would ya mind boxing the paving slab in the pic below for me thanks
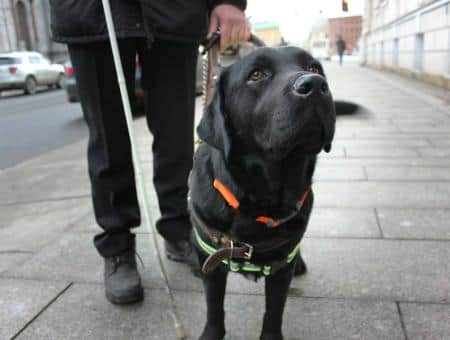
[290,238,450,303]
[366,167,450,181]
[344,146,419,158]
[428,137,450,147]
[305,208,380,238]
[10,221,450,303]
[6,232,205,293]
[377,208,450,240]
[6,232,164,288]
[15,284,404,340]
[318,157,450,167]
[0,198,90,252]
[314,182,450,208]
[313,166,367,181]
[0,252,31,274]
[417,147,450,158]
[13,140,86,168]
[0,278,69,340]
[15,284,177,340]
[0,162,90,204]
[400,302,450,340]
[175,291,405,340]
[333,138,431,148]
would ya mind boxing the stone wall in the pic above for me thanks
[0,0,67,61]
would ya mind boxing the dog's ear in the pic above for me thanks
[197,73,232,160]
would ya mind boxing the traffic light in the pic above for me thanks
[342,0,348,11]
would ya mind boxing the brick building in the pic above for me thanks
[253,21,282,47]
[328,15,363,55]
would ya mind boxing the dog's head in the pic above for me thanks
[198,46,336,161]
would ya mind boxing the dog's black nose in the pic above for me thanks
[293,74,329,97]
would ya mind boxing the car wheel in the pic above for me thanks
[24,76,37,95]
[56,73,65,89]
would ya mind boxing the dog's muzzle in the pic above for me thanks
[293,74,329,98]
[292,74,336,152]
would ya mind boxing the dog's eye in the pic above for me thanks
[248,70,264,82]
[307,65,320,74]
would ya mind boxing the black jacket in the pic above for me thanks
[50,0,246,44]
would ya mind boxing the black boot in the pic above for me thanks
[165,239,201,277]
[164,239,193,263]
[104,249,144,304]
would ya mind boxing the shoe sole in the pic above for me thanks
[166,251,188,263]
[105,287,144,305]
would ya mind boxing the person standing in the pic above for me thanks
[336,35,346,65]
[49,0,250,304]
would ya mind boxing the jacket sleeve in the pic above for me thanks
[208,0,247,11]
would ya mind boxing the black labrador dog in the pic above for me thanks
[189,46,336,340]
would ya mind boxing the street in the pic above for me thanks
[1,61,450,339]
[0,89,87,169]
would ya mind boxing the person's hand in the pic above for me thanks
[208,4,251,51]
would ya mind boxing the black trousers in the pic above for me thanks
[69,38,198,257]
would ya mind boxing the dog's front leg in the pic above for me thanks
[199,267,229,340]
[260,262,295,340]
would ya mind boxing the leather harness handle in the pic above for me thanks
[203,33,266,108]
[202,245,250,274]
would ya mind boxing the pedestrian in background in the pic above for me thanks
[337,35,346,65]
[49,0,250,305]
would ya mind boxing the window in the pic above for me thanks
[0,57,22,65]
[29,56,41,64]
[414,33,424,71]
[393,38,399,66]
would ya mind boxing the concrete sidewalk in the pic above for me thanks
[1,62,449,340]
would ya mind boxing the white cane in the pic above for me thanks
[100,1,187,338]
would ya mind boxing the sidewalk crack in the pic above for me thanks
[10,282,74,340]
[396,301,409,340]
[373,208,385,239]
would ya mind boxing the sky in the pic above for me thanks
[246,0,365,44]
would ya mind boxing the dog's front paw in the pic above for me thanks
[199,324,225,340]
[260,332,283,340]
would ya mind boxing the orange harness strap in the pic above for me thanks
[213,179,309,228]
[213,179,240,209]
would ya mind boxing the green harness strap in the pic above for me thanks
[194,227,301,276]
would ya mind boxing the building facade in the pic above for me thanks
[0,0,66,60]
[328,15,363,55]
[363,0,450,89]
[253,21,282,46]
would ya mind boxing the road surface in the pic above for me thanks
[0,89,87,169]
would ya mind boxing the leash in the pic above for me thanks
[202,31,265,108]
[101,1,186,338]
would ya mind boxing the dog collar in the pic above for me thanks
[213,179,309,228]
[189,200,301,276]
[193,227,301,276]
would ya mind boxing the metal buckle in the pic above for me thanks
[229,240,234,260]
[243,243,253,260]
[202,31,221,55]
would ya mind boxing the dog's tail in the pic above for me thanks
[334,100,359,115]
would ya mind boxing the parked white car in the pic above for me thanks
[0,51,65,95]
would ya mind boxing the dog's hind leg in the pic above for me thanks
[199,268,229,340]
[294,251,307,276]
[260,263,295,340]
